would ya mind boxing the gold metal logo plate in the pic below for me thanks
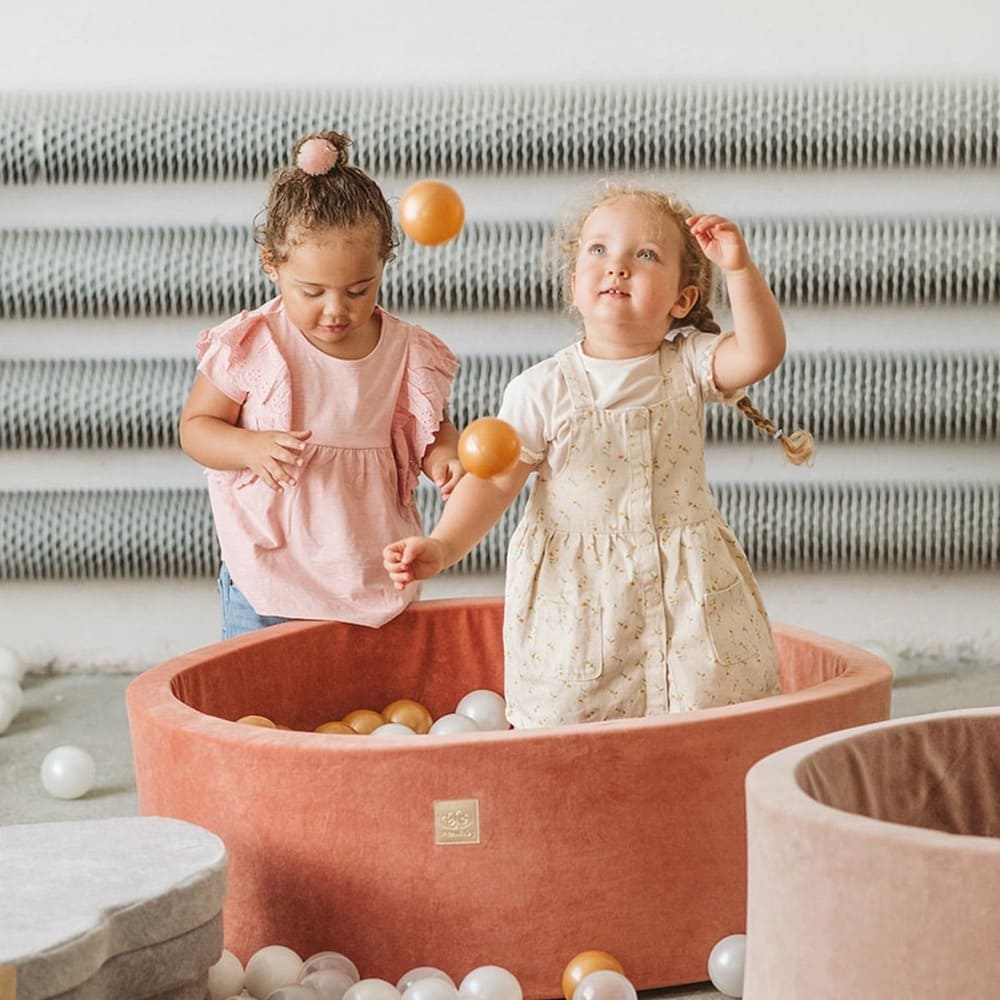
[433,798,480,845]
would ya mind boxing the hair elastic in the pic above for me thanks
[296,137,339,176]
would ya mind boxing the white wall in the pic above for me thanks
[2,0,998,673]
[3,0,999,88]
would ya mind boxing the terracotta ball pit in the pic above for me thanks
[744,707,1000,999]
[126,597,891,997]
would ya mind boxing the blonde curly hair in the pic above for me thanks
[556,182,814,466]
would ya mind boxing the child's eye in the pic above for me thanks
[303,290,323,298]
[346,289,367,299]
[589,244,606,256]
[637,249,658,261]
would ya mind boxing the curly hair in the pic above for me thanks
[256,130,398,265]
[556,181,814,465]
[556,181,720,333]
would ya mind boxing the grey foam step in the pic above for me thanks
[0,816,227,1000]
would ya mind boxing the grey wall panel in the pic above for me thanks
[2,82,998,183]
[3,352,997,449]
[2,217,997,319]
[2,482,996,580]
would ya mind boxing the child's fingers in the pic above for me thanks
[382,540,416,590]
[687,214,737,239]
[382,539,410,569]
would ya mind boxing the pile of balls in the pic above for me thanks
[235,689,509,737]
[208,947,654,1000]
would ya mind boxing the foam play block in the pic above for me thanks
[0,816,227,1000]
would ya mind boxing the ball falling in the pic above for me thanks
[398,180,465,246]
[458,418,521,479]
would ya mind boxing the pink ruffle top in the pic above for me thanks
[196,297,458,625]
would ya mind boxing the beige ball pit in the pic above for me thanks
[744,707,1000,999]
[126,597,891,998]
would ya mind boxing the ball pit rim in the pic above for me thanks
[126,599,892,752]
[749,705,1000,850]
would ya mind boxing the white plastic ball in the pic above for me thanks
[370,722,419,738]
[457,966,522,1000]
[301,951,360,984]
[428,713,481,736]
[208,949,245,1000]
[397,967,456,993]
[268,987,322,1000]
[0,647,26,683]
[401,976,459,1000]
[0,677,24,718]
[454,690,509,731]
[572,971,637,1000]
[707,933,747,998]
[245,945,304,1000]
[39,745,96,799]
[342,978,402,1000]
[301,968,357,1000]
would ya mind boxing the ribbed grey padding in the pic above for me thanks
[2,82,997,183]
[2,351,999,449]
[0,357,191,448]
[2,217,998,318]
[2,482,995,580]
[0,488,218,579]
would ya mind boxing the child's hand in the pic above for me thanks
[243,429,312,491]
[686,215,751,273]
[429,457,465,500]
[383,537,447,589]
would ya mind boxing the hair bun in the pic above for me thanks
[296,137,339,176]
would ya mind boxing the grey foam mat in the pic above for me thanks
[0,816,227,1000]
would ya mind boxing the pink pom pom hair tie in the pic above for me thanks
[296,137,339,176]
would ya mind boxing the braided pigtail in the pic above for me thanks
[682,297,721,335]
[735,397,815,465]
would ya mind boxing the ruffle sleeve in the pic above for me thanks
[195,302,293,429]
[682,329,747,406]
[391,325,460,502]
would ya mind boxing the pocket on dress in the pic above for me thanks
[531,598,603,681]
[703,579,767,666]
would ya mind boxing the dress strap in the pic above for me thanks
[554,343,596,410]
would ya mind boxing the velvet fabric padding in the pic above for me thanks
[744,707,1000,999]
[126,597,892,997]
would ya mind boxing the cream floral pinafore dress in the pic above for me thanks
[503,337,781,728]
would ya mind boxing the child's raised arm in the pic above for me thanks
[686,214,786,393]
[179,374,311,491]
[384,459,533,588]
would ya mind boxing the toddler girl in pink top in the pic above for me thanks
[180,130,463,638]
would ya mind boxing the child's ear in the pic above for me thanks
[670,284,699,318]
[260,248,279,282]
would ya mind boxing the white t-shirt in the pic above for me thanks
[497,329,741,466]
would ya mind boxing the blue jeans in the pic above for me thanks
[218,564,292,640]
